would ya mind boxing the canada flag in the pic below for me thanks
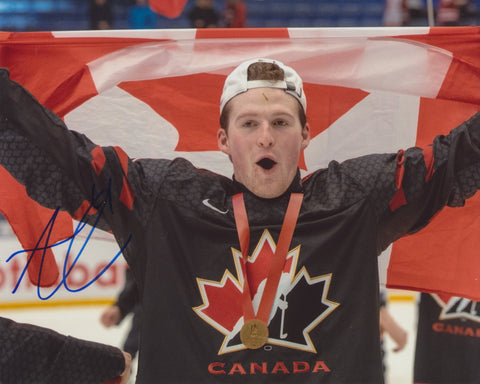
[1,27,480,299]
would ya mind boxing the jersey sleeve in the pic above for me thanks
[0,316,125,384]
[341,111,480,252]
[0,68,164,242]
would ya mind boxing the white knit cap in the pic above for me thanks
[220,58,306,113]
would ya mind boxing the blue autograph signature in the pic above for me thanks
[6,180,131,300]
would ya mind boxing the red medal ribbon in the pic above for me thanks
[232,193,304,327]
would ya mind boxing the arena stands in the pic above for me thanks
[0,0,478,32]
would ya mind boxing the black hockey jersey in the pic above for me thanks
[2,68,480,383]
[414,293,480,384]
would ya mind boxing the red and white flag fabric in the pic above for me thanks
[1,27,480,299]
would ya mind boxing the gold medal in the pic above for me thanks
[233,193,303,351]
[240,319,269,349]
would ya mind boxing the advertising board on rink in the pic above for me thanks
[0,221,127,308]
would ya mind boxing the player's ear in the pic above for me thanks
[217,128,230,155]
[301,123,310,150]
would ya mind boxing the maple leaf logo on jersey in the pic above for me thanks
[193,229,339,355]
[432,294,480,323]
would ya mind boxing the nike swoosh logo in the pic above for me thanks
[202,199,229,214]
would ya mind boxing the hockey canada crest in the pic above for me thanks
[193,229,339,354]
[432,294,480,323]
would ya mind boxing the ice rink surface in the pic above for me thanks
[3,298,417,384]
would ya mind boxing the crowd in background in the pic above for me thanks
[90,0,246,30]
[86,0,479,31]
[384,0,478,26]
[0,0,477,32]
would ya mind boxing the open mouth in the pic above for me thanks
[256,158,277,170]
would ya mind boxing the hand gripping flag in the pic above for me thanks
[1,27,480,299]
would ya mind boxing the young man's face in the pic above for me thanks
[217,88,310,199]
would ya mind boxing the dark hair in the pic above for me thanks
[219,62,307,130]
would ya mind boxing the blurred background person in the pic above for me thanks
[436,0,476,26]
[379,288,409,382]
[89,0,113,30]
[128,0,158,29]
[383,0,411,26]
[188,0,219,28]
[414,293,480,384]
[222,0,247,28]
[100,268,141,362]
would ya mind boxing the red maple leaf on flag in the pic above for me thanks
[120,78,368,170]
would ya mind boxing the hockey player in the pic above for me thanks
[1,58,480,383]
